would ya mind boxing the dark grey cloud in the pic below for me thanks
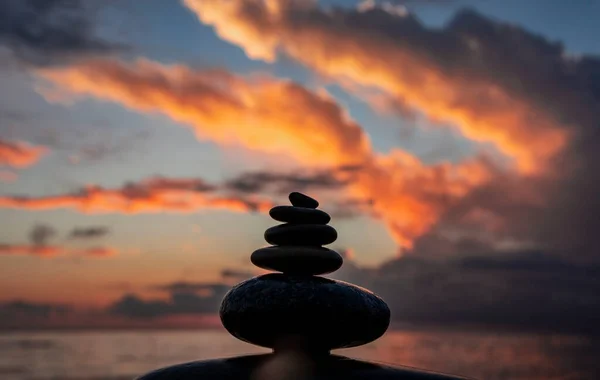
[222,166,367,218]
[150,281,230,294]
[69,226,109,239]
[223,166,356,195]
[222,168,373,221]
[330,250,600,335]
[29,223,57,246]
[0,300,71,327]
[220,268,255,280]
[0,0,125,66]
[66,129,152,166]
[110,282,230,319]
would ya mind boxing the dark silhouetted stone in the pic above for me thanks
[251,246,343,275]
[289,192,319,208]
[265,224,337,246]
[269,205,331,224]
[220,274,390,350]
[137,354,471,380]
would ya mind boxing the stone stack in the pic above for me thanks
[220,192,391,353]
[138,192,469,380]
[251,191,342,276]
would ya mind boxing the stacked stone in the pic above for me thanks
[220,192,391,354]
[252,191,342,276]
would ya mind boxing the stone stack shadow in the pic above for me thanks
[220,192,391,353]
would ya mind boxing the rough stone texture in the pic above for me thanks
[270,205,331,224]
[251,246,343,275]
[265,224,338,246]
[289,192,319,208]
[220,274,390,350]
[137,354,471,380]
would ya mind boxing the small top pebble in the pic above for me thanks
[289,192,319,209]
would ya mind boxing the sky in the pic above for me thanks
[0,0,599,333]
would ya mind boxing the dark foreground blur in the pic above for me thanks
[1,328,598,380]
[0,330,600,380]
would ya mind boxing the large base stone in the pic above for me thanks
[220,274,391,350]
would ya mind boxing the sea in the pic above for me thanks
[0,329,598,380]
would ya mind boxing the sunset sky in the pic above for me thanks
[1,0,599,332]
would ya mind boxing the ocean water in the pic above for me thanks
[0,329,597,380]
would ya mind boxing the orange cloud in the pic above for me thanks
[0,139,48,168]
[0,245,60,257]
[31,58,494,249]
[81,247,118,257]
[0,176,274,214]
[0,245,117,258]
[348,151,493,248]
[36,58,371,167]
[184,0,570,173]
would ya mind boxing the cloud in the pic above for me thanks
[29,223,57,246]
[345,151,494,247]
[109,269,257,320]
[0,244,117,258]
[151,281,231,294]
[109,293,221,319]
[183,1,600,174]
[0,300,70,318]
[184,0,600,255]
[358,0,409,17]
[0,299,221,330]
[111,282,230,319]
[0,0,124,66]
[410,164,600,259]
[331,250,600,334]
[0,163,491,249]
[0,176,274,214]
[223,167,353,194]
[0,139,48,168]
[220,268,256,281]
[65,129,152,166]
[35,58,371,167]
[34,3,599,252]
[33,57,495,248]
[222,166,382,220]
[1,224,116,258]
[69,226,110,239]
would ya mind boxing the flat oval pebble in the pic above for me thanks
[265,224,337,246]
[220,274,391,351]
[269,206,331,225]
[289,192,319,209]
[251,246,342,275]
